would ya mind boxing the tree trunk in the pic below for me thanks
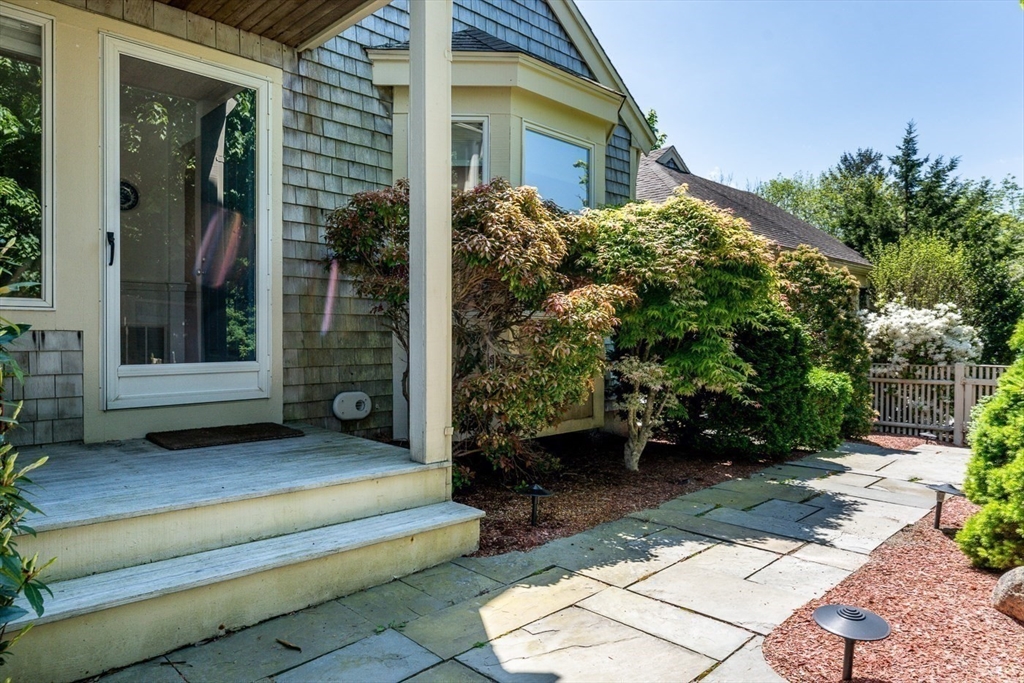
[624,430,647,471]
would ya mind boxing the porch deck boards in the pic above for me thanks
[19,425,435,533]
[10,501,483,630]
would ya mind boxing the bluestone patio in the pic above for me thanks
[97,440,969,683]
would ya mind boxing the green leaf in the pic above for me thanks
[0,553,22,575]
[23,582,44,616]
[0,324,29,346]
[0,604,28,623]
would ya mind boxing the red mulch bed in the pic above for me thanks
[855,434,928,451]
[454,432,788,557]
[763,497,1024,682]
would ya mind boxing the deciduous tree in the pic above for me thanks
[584,190,776,470]
[325,180,630,478]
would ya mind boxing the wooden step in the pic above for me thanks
[17,427,450,581]
[5,502,483,683]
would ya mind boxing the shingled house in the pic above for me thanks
[638,146,872,285]
[4,0,654,450]
[0,0,654,678]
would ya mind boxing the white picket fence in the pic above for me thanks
[869,363,1009,446]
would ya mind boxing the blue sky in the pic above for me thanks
[576,0,1024,188]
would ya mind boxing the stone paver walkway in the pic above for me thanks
[100,441,969,683]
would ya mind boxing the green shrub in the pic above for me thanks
[776,246,874,436]
[801,367,853,452]
[871,233,970,310]
[957,318,1024,569]
[583,190,777,470]
[688,307,813,457]
[958,500,1024,571]
[0,239,51,663]
[325,180,630,477]
[683,314,852,458]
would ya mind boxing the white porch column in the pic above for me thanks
[408,0,453,465]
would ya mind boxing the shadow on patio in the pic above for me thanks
[99,441,964,682]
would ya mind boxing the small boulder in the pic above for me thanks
[993,566,1024,623]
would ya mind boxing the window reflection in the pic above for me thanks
[523,128,590,211]
[119,55,257,365]
[452,119,485,191]
[0,12,44,298]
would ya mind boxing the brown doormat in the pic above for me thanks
[146,422,304,450]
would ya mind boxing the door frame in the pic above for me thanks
[101,34,273,410]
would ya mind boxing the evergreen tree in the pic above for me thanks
[888,121,928,233]
[824,150,901,254]
[837,148,886,178]
[755,122,1024,361]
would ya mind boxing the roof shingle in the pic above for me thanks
[376,26,523,54]
[637,148,871,269]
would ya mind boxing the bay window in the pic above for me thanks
[523,126,592,211]
[452,117,486,191]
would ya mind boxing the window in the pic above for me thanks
[523,127,591,211]
[0,4,52,306]
[452,118,486,191]
[104,37,271,409]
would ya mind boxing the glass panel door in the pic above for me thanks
[118,55,257,367]
[103,38,269,410]
[0,7,50,304]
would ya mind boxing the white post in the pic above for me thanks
[408,0,452,466]
[953,362,965,447]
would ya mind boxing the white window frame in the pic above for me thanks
[0,2,54,309]
[101,35,273,410]
[451,115,489,188]
[521,121,596,209]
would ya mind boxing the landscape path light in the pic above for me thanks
[519,484,552,526]
[926,482,965,529]
[812,604,890,681]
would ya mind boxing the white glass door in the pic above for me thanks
[103,38,271,409]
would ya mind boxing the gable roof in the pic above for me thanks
[372,1,658,153]
[638,147,871,270]
[546,0,657,151]
[647,147,689,174]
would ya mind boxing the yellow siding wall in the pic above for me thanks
[390,85,612,204]
[3,0,284,441]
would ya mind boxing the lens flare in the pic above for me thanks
[321,259,339,335]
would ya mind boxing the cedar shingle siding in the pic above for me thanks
[283,0,591,437]
[606,123,632,206]
[280,13,402,438]
[52,0,598,439]
[453,0,592,79]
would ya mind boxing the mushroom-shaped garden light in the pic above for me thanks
[812,604,890,681]
[925,482,965,529]
[519,484,552,526]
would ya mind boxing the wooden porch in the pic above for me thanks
[7,425,481,682]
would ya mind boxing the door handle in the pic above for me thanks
[107,231,115,266]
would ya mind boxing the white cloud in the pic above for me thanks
[706,166,738,188]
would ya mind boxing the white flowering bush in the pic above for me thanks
[863,300,983,375]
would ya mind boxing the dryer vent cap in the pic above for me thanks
[333,391,372,421]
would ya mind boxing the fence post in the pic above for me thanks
[953,362,966,446]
